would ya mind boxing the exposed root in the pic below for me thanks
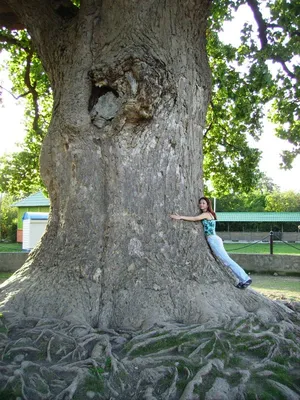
[179,361,213,399]
[0,311,299,399]
[56,369,86,400]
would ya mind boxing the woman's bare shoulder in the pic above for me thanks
[203,212,215,220]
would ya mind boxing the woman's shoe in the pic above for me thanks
[242,279,252,288]
[235,282,246,289]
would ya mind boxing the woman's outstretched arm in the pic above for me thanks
[170,213,208,222]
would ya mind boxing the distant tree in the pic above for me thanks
[0,193,17,242]
[217,192,266,212]
[0,150,44,196]
[215,174,279,212]
[217,185,300,232]
[265,190,300,211]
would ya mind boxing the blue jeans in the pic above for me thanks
[207,234,250,283]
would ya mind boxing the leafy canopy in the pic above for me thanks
[0,29,52,197]
[216,173,280,211]
[205,0,299,196]
[0,0,299,197]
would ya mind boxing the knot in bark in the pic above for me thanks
[89,58,168,128]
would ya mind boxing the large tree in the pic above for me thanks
[0,1,299,398]
[0,0,294,328]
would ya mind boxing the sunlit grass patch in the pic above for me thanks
[252,275,300,302]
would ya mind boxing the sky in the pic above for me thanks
[0,5,299,193]
[0,64,26,154]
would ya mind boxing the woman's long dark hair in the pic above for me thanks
[199,197,217,220]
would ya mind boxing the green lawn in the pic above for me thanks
[224,242,300,255]
[0,243,22,252]
[251,274,300,302]
[0,272,13,283]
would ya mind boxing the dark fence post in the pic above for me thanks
[270,231,273,255]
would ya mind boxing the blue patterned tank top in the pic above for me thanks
[202,219,216,237]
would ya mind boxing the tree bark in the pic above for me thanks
[0,0,289,330]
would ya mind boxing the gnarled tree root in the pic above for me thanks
[0,309,299,399]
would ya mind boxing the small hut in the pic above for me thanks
[12,191,50,243]
[22,212,49,251]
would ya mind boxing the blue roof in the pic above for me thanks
[22,212,49,220]
[13,191,50,207]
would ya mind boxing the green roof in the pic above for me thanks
[217,212,300,222]
[12,191,50,207]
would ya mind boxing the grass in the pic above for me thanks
[0,272,13,283]
[0,242,22,252]
[224,242,300,255]
[251,274,300,302]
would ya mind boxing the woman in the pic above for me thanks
[170,196,252,289]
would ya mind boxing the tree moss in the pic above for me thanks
[0,389,16,400]
[268,365,294,387]
[128,334,187,356]
[0,325,8,333]
[246,383,286,400]
[105,356,112,371]
[227,354,242,368]
[227,371,244,386]
[84,372,104,393]
[272,354,288,365]
[155,372,175,394]
[0,383,22,400]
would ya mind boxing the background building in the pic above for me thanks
[12,191,50,242]
[217,212,300,242]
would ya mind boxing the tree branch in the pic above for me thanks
[246,0,296,80]
[274,57,296,79]
[1,0,80,82]
[0,85,30,100]
[219,125,245,153]
[0,32,30,50]
[0,0,24,29]
[0,31,43,136]
[0,48,42,136]
[24,48,42,135]
[246,0,268,49]
[1,0,78,36]
[290,31,300,37]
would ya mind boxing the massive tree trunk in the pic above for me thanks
[0,0,288,330]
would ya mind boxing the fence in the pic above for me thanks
[223,231,300,255]
[218,231,300,243]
